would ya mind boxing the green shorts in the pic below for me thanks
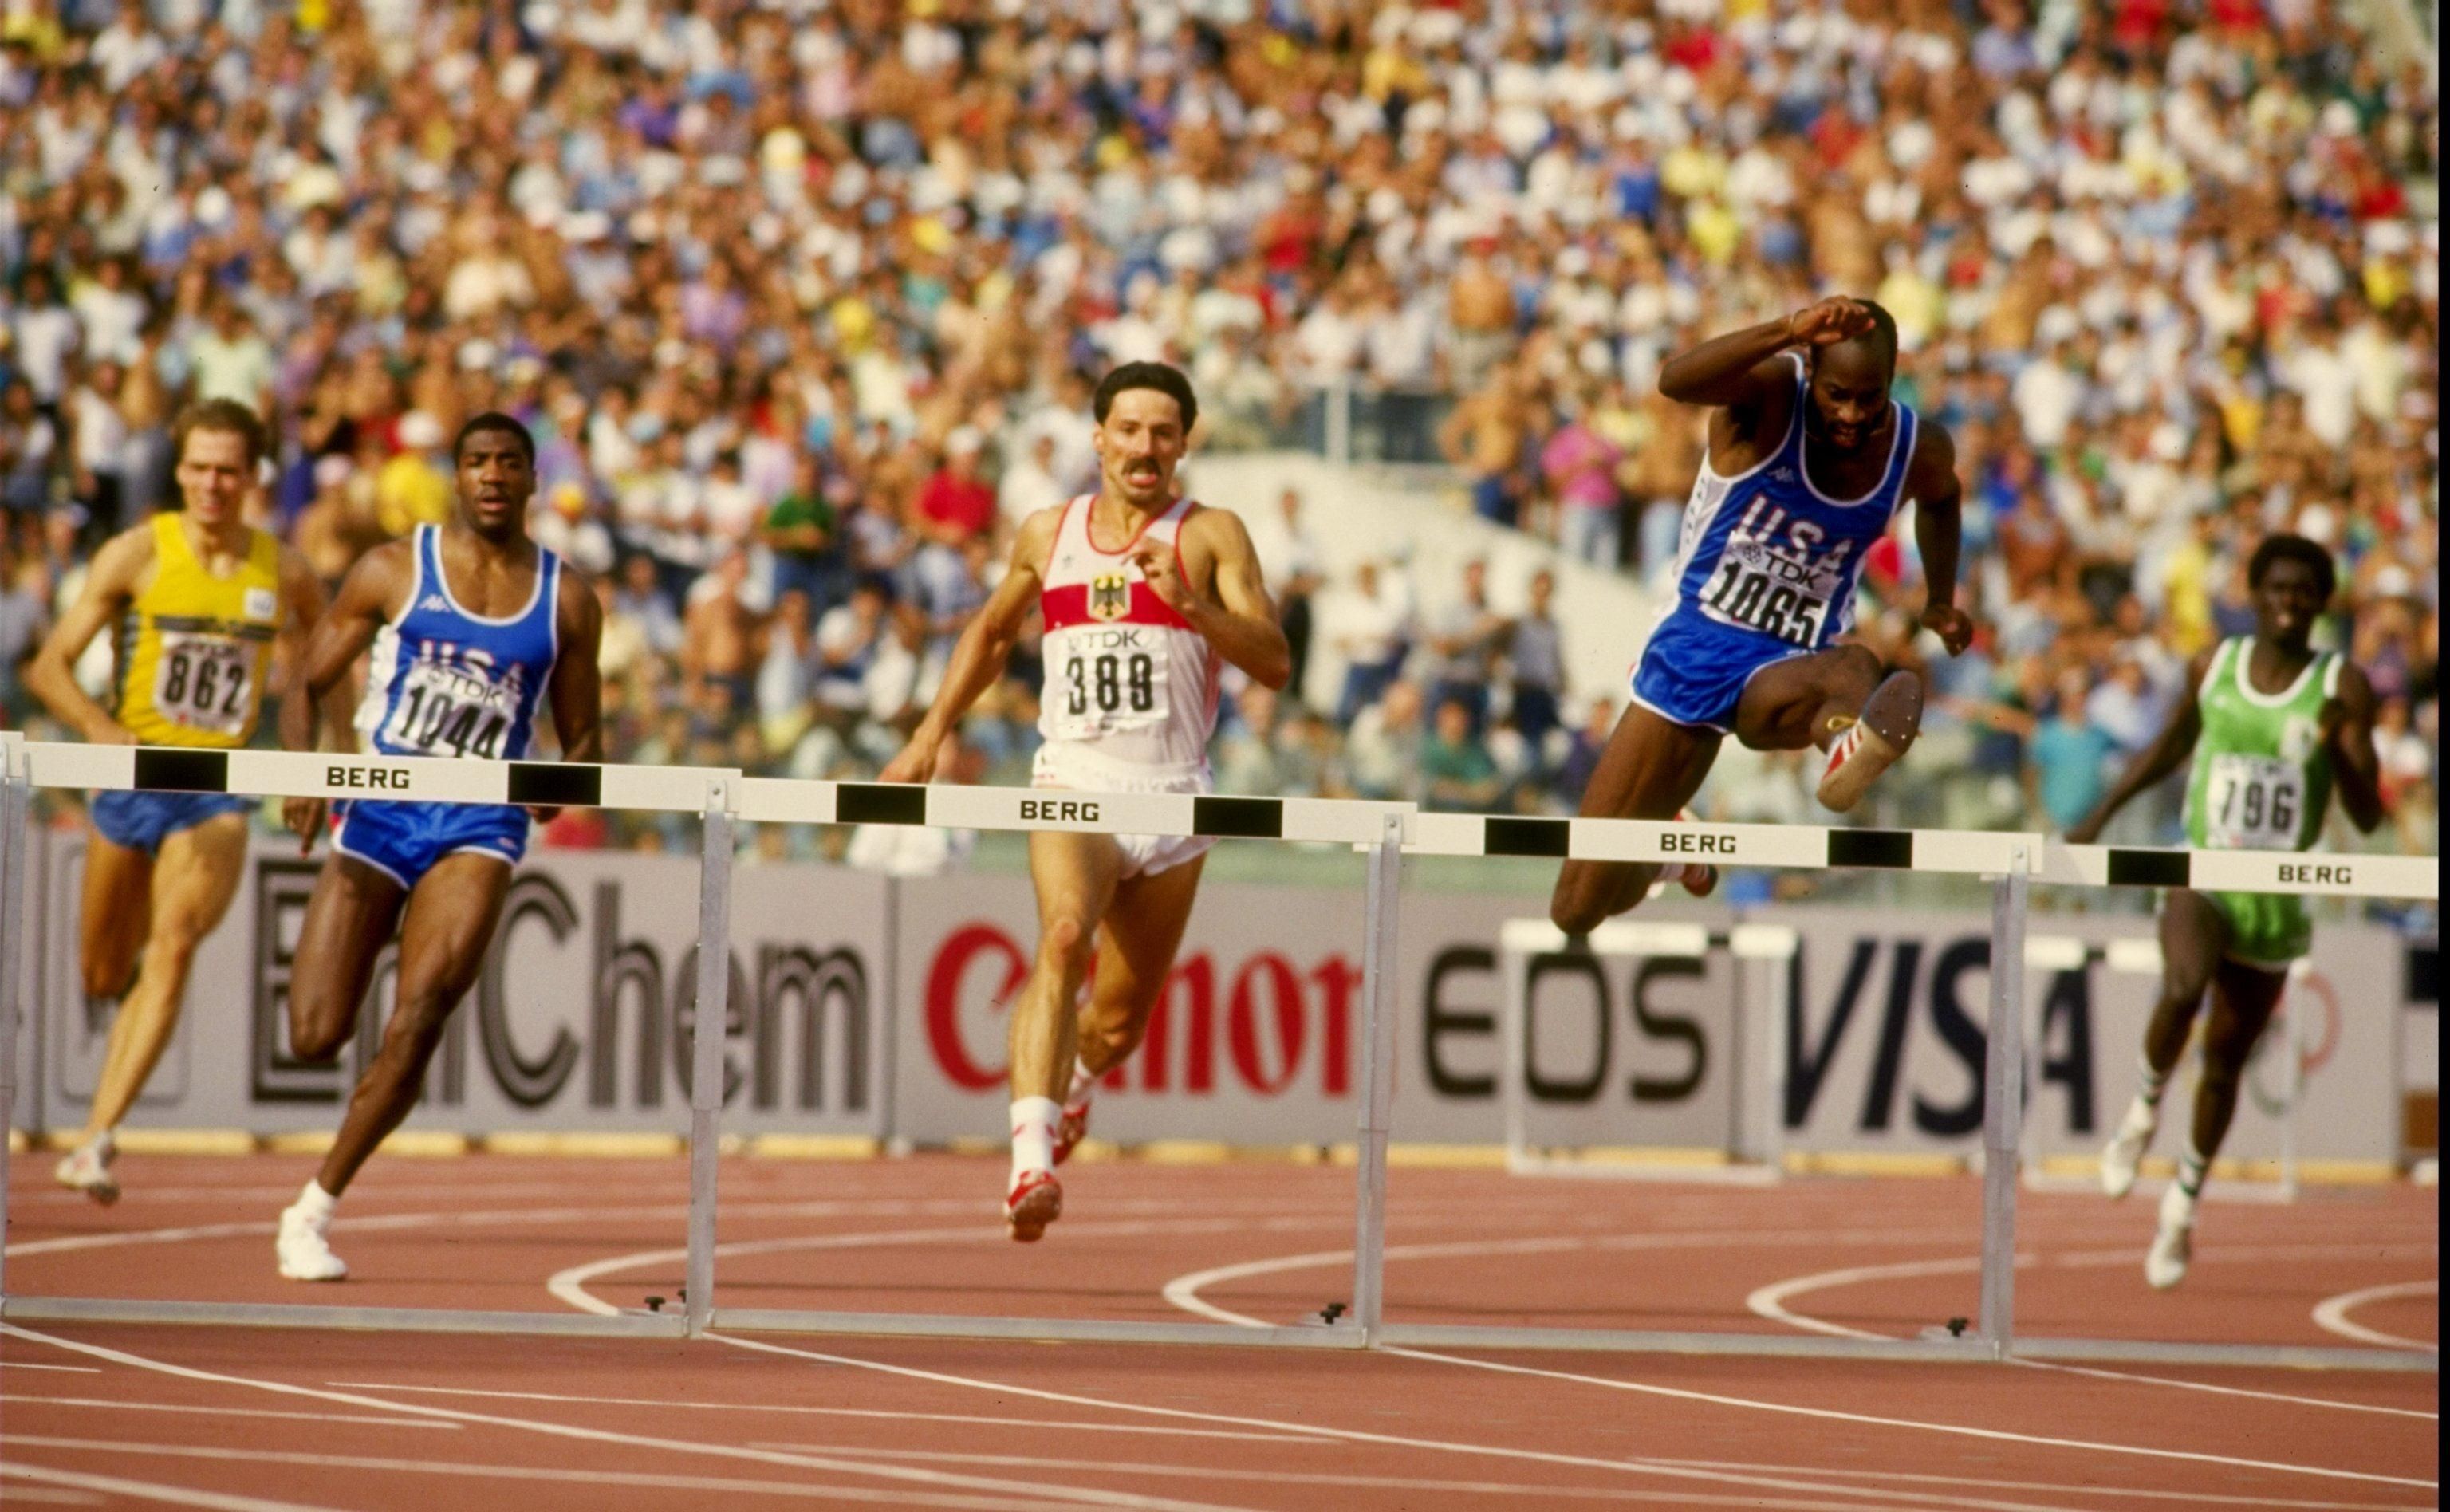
[2203,889,2310,971]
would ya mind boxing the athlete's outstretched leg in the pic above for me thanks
[81,816,246,1135]
[1549,706,1719,935]
[2101,892,2225,1199]
[1056,855,1208,1163]
[77,824,152,1005]
[316,854,510,1197]
[2184,961,2287,1188]
[279,854,508,1282]
[1733,644,1922,811]
[59,815,246,1204]
[1005,831,1124,1240]
[286,854,408,1063]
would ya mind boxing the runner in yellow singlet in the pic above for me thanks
[23,400,338,1203]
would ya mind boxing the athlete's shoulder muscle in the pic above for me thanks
[555,558,604,654]
[1905,416,1960,504]
[84,522,160,604]
[1010,504,1065,580]
[335,540,416,625]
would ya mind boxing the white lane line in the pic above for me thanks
[707,1333,2090,1512]
[739,1442,2056,1512]
[2,1394,462,1428]
[0,1362,101,1373]
[324,1383,1335,1444]
[0,1325,1259,1512]
[1638,1459,2428,1511]
[0,1460,344,1512]
[1378,1349,2437,1491]
[1,1437,1099,1510]
[2013,1362,2438,1422]
[1157,1254,2438,1490]
[2313,1282,2438,1353]
[545,1212,1364,1316]
[1746,1250,2440,1417]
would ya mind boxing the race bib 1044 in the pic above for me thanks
[2204,752,2305,850]
[151,631,255,735]
[381,656,522,759]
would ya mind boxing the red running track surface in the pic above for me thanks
[2,1150,2436,1510]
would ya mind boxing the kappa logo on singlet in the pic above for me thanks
[1089,571,1129,622]
[1771,467,1796,482]
[418,594,452,614]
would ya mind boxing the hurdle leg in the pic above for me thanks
[686,779,736,1339]
[1350,813,1403,1345]
[1977,852,2031,1356]
[0,746,27,1301]
[1499,942,1527,1171]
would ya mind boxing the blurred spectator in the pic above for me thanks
[1250,487,1325,704]
[912,428,995,548]
[1330,558,1412,726]
[763,453,841,612]
[1342,679,1425,804]
[1422,696,1505,813]
[1542,397,1625,567]
[1424,557,1508,736]
[2030,667,2121,833]
[1509,569,1566,751]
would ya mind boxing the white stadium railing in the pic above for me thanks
[0,732,2435,1371]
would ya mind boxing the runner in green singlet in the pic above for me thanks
[2068,534,2383,1290]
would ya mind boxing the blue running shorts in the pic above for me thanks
[1629,611,1814,735]
[89,789,255,856]
[332,799,530,889]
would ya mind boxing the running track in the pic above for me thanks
[2,1151,2436,1510]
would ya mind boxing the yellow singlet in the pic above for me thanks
[114,512,282,748]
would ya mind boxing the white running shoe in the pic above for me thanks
[2145,1183,2195,1290]
[2100,1099,2157,1200]
[276,1198,349,1282]
[53,1134,119,1206]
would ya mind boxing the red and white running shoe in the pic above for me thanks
[1052,1099,1090,1167]
[1816,671,1924,813]
[1005,1170,1062,1242]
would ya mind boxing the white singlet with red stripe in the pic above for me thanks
[1035,493,1220,777]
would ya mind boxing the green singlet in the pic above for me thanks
[2180,636,2342,968]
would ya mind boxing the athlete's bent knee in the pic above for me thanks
[1550,869,1609,936]
[80,954,134,1002]
[1038,916,1094,971]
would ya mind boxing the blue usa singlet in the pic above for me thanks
[1631,353,1920,733]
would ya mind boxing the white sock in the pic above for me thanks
[1010,1097,1062,1179]
[83,1128,115,1158]
[1065,1061,1099,1108]
[2175,1144,2208,1203]
[291,1179,337,1222]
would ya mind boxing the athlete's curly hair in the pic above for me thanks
[2247,533,2337,603]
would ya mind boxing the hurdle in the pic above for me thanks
[0,730,2436,1370]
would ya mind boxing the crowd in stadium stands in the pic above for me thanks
[0,0,2436,874]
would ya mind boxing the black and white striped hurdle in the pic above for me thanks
[0,733,2435,1370]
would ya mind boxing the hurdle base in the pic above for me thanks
[711,1307,1364,1349]
[2,1295,687,1337]
[1381,1322,2002,1361]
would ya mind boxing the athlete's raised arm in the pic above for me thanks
[23,528,153,745]
[1904,422,1974,656]
[2066,651,2212,845]
[881,506,1061,784]
[1660,298,1872,411]
[545,565,605,765]
[270,545,345,750]
[277,542,408,845]
[2322,660,2384,834]
[1133,508,1290,691]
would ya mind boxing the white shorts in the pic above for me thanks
[1030,742,1216,880]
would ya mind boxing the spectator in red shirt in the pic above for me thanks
[912,427,998,546]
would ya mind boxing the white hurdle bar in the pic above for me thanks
[0,734,2436,1368]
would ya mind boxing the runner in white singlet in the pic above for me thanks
[883,363,1289,1242]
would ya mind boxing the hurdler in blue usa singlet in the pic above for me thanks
[1632,352,1919,733]
[335,526,563,887]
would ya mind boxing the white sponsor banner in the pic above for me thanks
[23,833,884,1137]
